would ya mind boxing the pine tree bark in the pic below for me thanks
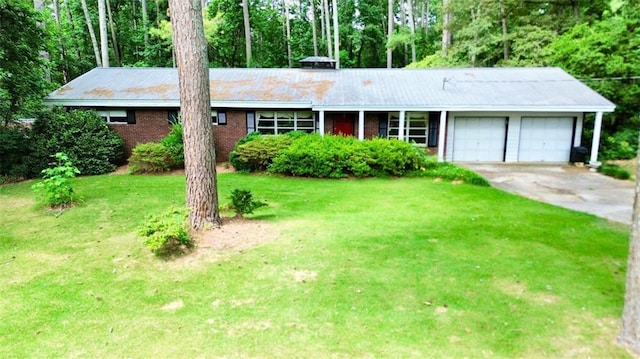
[310,0,318,56]
[500,0,509,61]
[619,136,640,356]
[168,0,221,230]
[323,0,332,58]
[106,0,121,66]
[331,0,338,68]
[242,0,252,67]
[387,0,394,68]
[284,0,292,67]
[80,0,102,67]
[407,0,416,63]
[441,0,452,57]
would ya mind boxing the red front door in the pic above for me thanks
[333,114,355,136]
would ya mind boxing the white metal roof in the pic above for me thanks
[45,67,615,113]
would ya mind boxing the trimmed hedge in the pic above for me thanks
[230,133,293,172]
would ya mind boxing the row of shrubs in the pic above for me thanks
[0,108,124,180]
[229,132,489,185]
[128,124,184,173]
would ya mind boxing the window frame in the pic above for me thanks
[256,111,316,135]
[98,109,129,124]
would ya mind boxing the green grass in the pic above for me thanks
[0,172,632,358]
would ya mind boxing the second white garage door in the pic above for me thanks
[452,117,507,161]
[518,117,574,162]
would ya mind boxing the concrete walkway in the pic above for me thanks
[462,164,635,225]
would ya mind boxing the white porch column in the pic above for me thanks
[358,111,365,140]
[438,111,447,162]
[398,110,406,141]
[589,111,604,167]
[318,110,325,136]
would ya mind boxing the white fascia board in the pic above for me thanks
[211,101,312,109]
[44,99,313,110]
[313,105,616,113]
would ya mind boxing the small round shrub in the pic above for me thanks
[128,142,175,173]
[229,131,263,171]
[27,108,124,177]
[228,189,267,217]
[137,208,192,257]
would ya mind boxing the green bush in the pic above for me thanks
[137,208,192,257]
[601,128,638,160]
[269,134,426,178]
[229,189,267,217]
[160,124,184,167]
[128,142,175,174]
[0,125,31,178]
[231,134,293,172]
[31,152,81,207]
[599,163,632,180]
[27,108,124,177]
[229,131,264,171]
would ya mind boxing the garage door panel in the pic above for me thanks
[453,117,506,162]
[519,117,574,162]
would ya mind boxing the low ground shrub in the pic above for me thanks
[600,128,638,160]
[599,163,632,180]
[128,142,175,173]
[415,158,490,186]
[137,208,192,257]
[0,125,31,178]
[228,189,267,217]
[31,152,81,208]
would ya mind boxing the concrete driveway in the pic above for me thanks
[462,164,635,225]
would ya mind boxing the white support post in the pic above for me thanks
[589,111,603,167]
[399,110,406,141]
[438,110,447,162]
[318,110,325,136]
[358,111,365,140]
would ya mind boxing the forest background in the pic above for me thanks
[2,0,639,160]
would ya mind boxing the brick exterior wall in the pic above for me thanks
[212,111,247,162]
[108,109,172,157]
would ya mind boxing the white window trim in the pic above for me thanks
[97,109,128,124]
[388,112,429,146]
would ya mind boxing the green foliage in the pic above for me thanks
[414,157,490,186]
[160,124,184,166]
[0,125,31,178]
[128,142,175,174]
[600,128,638,160]
[229,131,264,171]
[599,163,632,180]
[228,189,267,217]
[28,108,124,177]
[0,0,47,123]
[31,152,80,207]
[268,134,426,178]
[231,134,293,172]
[137,208,192,257]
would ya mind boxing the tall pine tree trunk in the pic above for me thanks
[142,0,149,46]
[310,0,318,56]
[98,0,109,67]
[441,0,452,57]
[106,0,121,66]
[284,0,292,67]
[323,0,332,58]
[168,0,221,230]
[242,0,252,67]
[387,0,394,68]
[407,0,416,63]
[500,0,509,61]
[331,0,338,67]
[620,137,640,356]
[80,0,102,67]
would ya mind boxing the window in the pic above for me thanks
[212,110,227,125]
[98,109,131,124]
[168,110,180,125]
[388,112,429,145]
[256,111,316,134]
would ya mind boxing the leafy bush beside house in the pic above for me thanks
[0,125,31,178]
[27,108,125,177]
[128,124,184,174]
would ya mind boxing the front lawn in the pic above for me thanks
[0,172,631,358]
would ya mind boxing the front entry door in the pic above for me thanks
[333,114,355,136]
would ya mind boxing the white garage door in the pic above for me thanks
[452,117,506,161]
[518,117,574,162]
